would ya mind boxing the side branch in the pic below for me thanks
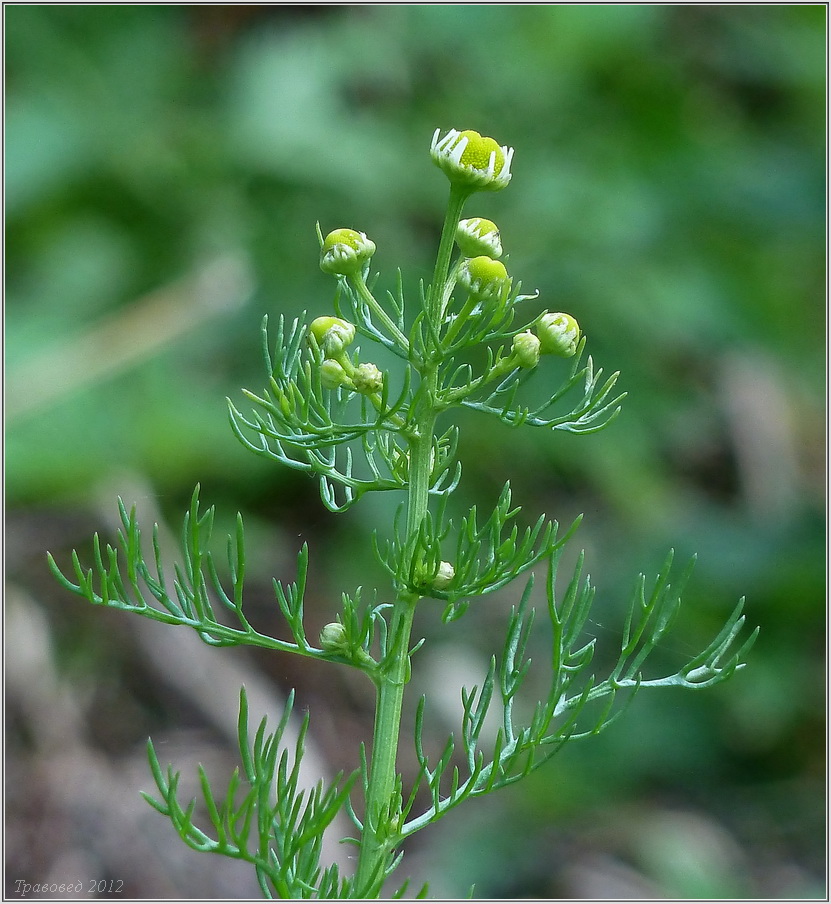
[46,486,357,664]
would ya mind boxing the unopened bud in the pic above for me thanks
[536,312,581,358]
[433,561,455,590]
[456,217,503,259]
[512,331,541,369]
[320,228,376,276]
[320,359,354,391]
[309,316,356,356]
[319,622,349,652]
[458,255,511,304]
[352,362,384,395]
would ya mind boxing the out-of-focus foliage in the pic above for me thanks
[6,5,825,899]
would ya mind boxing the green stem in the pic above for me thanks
[427,184,470,328]
[438,257,464,322]
[349,273,410,353]
[353,186,469,893]
[440,293,479,350]
[353,602,414,894]
[441,351,520,407]
[354,183,467,895]
[353,401,436,896]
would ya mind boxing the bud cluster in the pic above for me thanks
[309,313,385,397]
[506,312,581,373]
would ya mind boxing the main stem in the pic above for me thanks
[353,184,468,895]
[353,409,434,895]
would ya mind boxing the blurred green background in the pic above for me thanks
[6,5,825,899]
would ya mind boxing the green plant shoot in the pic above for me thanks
[49,126,758,898]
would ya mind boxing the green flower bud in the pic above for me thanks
[458,255,511,304]
[413,559,455,594]
[319,622,349,652]
[512,331,541,369]
[320,359,354,391]
[320,228,376,276]
[433,561,455,591]
[352,362,384,395]
[456,217,503,259]
[536,312,581,358]
[431,128,514,192]
[309,316,356,356]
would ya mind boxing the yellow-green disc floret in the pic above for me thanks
[457,131,505,176]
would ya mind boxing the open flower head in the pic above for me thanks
[536,312,581,358]
[458,255,511,303]
[456,217,503,259]
[431,129,514,192]
[320,228,376,276]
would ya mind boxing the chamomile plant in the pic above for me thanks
[49,127,757,898]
